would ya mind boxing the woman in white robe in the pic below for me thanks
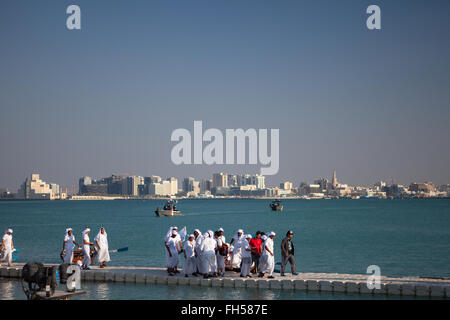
[95,227,110,268]
[62,228,77,264]
[230,229,245,270]
[200,230,217,278]
[81,228,93,270]
[183,234,196,277]
[259,232,276,278]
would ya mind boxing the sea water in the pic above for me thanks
[0,198,449,299]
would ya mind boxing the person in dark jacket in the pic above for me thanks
[280,230,298,276]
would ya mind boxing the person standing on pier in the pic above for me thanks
[200,230,217,279]
[281,230,298,276]
[258,234,268,272]
[183,234,196,277]
[230,229,245,272]
[249,231,263,273]
[61,228,77,264]
[193,229,203,276]
[0,229,14,267]
[166,230,181,276]
[95,227,110,268]
[240,234,253,278]
[81,228,94,270]
[259,231,276,279]
[215,228,226,277]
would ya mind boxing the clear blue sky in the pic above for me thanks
[1,0,449,191]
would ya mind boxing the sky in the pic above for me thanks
[1,0,450,191]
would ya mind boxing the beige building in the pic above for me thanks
[16,174,59,200]
[149,177,178,196]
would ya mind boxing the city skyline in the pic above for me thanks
[1,169,448,198]
[1,1,450,191]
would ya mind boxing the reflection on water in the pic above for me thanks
[0,279,435,300]
[0,280,16,300]
[96,282,110,300]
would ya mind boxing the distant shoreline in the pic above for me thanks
[1,196,449,202]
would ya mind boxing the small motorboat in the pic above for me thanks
[269,199,283,211]
[155,199,182,217]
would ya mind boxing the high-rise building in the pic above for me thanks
[149,177,178,196]
[79,176,92,194]
[200,179,213,193]
[332,170,339,189]
[213,173,228,188]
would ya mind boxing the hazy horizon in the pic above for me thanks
[1,0,450,192]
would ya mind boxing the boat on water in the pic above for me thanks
[269,199,283,211]
[155,199,182,217]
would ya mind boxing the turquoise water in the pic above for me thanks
[0,279,438,300]
[1,198,449,279]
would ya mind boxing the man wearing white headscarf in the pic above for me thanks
[166,230,181,276]
[183,234,196,277]
[81,228,93,270]
[61,228,77,264]
[193,229,203,275]
[95,227,110,268]
[0,229,14,267]
[259,232,276,278]
[240,234,253,278]
[215,228,226,277]
[200,230,217,279]
[229,229,245,271]
[258,235,268,272]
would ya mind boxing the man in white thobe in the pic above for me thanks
[240,234,253,278]
[183,234,196,277]
[61,228,77,264]
[0,229,14,267]
[230,229,245,271]
[193,229,203,275]
[82,228,93,270]
[200,230,217,279]
[166,230,181,276]
[95,227,110,268]
[259,232,276,278]
[215,228,226,276]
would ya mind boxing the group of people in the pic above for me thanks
[61,227,110,269]
[164,227,297,279]
[0,228,14,267]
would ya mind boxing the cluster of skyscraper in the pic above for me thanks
[1,171,449,200]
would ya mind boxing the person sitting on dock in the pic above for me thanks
[240,234,253,278]
[183,234,196,277]
[61,228,77,264]
[200,230,217,279]
[230,229,245,272]
[95,227,110,268]
[0,228,14,267]
[81,228,94,270]
[166,230,181,276]
[259,231,276,279]
[281,230,298,276]
[193,229,203,276]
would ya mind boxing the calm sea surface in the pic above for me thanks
[0,198,449,299]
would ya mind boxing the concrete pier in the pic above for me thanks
[1,264,449,298]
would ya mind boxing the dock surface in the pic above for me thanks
[1,264,449,298]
